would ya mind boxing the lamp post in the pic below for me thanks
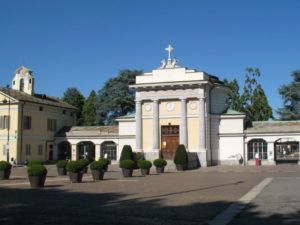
[2,98,10,162]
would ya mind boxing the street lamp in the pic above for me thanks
[2,98,10,163]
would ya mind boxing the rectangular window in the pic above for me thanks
[2,145,6,156]
[39,107,43,111]
[24,116,31,130]
[38,144,43,155]
[26,144,31,155]
[47,119,57,131]
[0,115,10,130]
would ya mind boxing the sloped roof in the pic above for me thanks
[223,108,245,115]
[245,121,300,134]
[55,126,119,137]
[117,113,135,119]
[0,87,77,110]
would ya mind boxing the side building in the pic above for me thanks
[0,66,77,164]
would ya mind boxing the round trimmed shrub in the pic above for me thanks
[99,158,110,166]
[27,164,47,176]
[119,160,135,169]
[173,144,188,165]
[28,160,42,167]
[153,158,167,167]
[0,161,12,170]
[66,161,83,173]
[119,145,133,161]
[90,161,105,171]
[56,160,68,168]
[138,160,152,169]
[78,158,89,168]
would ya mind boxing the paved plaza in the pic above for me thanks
[1,164,300,225]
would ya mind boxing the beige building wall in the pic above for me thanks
[142,118,153,150]
[159,100,181,115]
[187,117,199,150]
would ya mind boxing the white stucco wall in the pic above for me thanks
[219,117,244,134]
[219,136,244,165]
[118,120,136,136]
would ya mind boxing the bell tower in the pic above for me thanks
[12,66,34,95]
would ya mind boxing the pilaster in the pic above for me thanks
[135,100,142,151]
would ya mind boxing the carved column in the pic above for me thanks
[180,98,187,148]
[135,100,142,151]
[199,97,206,151]
[153,99,159,150]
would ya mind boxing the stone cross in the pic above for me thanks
[165,44,174,61]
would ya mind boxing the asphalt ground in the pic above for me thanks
[1,164,300,225]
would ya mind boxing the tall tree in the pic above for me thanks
[95,69,142,125]
[62,87,85,125]
[82,90,97,125]
[277,70,300,120]
[224,68,273,121]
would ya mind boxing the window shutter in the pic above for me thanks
[0,116,3,129]
[6,116,10,129]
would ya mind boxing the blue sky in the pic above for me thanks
[0,0,300,118]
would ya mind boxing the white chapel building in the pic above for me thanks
[55,45,300,166]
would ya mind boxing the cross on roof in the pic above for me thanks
[165,44,174,60]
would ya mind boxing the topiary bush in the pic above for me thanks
[27,164,47,176]
[119,159,135,169]
[138,160,152,169]
[0,161,12,170]
[66,161,83,173]
[99,158,110,166]
[28,160,42,167]
[78,158,89,168]
[120,145,133,161]
[56,160,68,168]
[153,158,167,167]
[90,161,105,171]
[173,144,188,165]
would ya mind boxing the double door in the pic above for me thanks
[161,125,179,159]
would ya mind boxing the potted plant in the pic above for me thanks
[27,164,47,188]
[120,145,133,161]
[66,161,84,183]
[138,160,152,175]
[0,161,12,180]
[119,159,135,177]
[78,158,89,173]
[153,158,167,173]
[99,158,110,172]
[56,160,68,176]
[90,161,105,181]
[173,144,188,171]
[28,160,42,167]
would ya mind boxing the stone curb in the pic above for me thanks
[209,177,273,225]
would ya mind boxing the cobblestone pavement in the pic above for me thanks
[1,164,300,225]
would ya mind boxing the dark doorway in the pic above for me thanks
[58,142,71,160]
[161,125,179,159]
[101,141,117,161]
[78,142,95,161]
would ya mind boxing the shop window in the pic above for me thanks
[248,139,267,160]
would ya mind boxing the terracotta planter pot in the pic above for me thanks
[141,168,150,175]
[175,164,185,171]
[122,168,133,177]
[28,175,46,188]
[69,172,83,183]
[57,167,67,176]
[155,166,165,174]
[91,170,105,181]
[0,169,11,180]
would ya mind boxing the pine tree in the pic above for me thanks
[62,87,85,125]
[277,70,300,120]
[95,69,142,125]
[82,90,97,126]
[223,78,244,112]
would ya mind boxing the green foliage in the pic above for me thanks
[0,161,12,170]
[66,161,83,173]
[27,164,47,176]
[95,69,142,125]
[78,158,90,168]
[138,160,152,169]
[62,87,85,125]
[153,158,167,167]
[28,160,42,167]
[82,90,97,125]
[56,160,68,168]
[90,161,105,171]
[224,68,273,122]
[119,145,133,161]
[173,144,188,165]
[99,158,110,166]
[119,160,135,169]
[277,70,300,120]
